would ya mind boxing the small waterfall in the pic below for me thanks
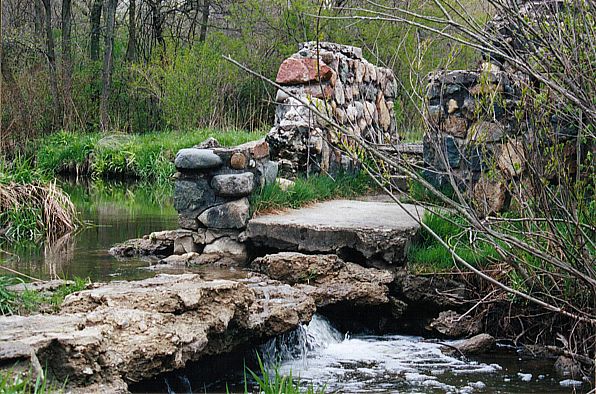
[260,314,343,365]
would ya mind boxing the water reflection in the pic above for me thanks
[0,179,178,281]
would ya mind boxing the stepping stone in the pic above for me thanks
[244,200,423,265]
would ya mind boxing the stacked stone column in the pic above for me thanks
[268,41,398,176]
[170,139,278,265]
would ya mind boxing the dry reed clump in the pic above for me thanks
[0,181,78,241]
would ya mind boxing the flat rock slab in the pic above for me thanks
[245,200,423,264]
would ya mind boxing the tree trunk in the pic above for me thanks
[34,1,44,37]
[1,45,31,141]
[100,0,117,131]
[199,0,210,42]
[40,0,62,130]
[89,0,103,61]
[61,0,73,128]
[150,1,166,54]
[126,0,137,62]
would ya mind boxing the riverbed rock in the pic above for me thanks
[445,333,495,356]
[251,252,394,307]
[429,310,482,338]
[109,236,173,257]
[198,237,248,266]
[174,148,223,170]
[198,198,250,229]
[0,274,315,392]
[110,230,205,258]
[554,356,582,378]
[391,271,470,310]
[211,173,255,197]
[244,200,422,265]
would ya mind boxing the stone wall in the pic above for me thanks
[267,41,398,176]
[170,139,278,265]
[423,64,582,215]
[423,66,523,213]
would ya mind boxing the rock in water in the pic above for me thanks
[0,274,315,392]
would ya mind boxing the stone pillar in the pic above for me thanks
[423,66,522,214]
[171,139,278,265]
[268,41,398,177]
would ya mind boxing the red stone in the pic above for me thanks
[275,58,333,85]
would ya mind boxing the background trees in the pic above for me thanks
[0,0,469,153]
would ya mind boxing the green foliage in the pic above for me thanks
[0,276,89,315]
[407,212,499,272]
[242,353,325,394]
[0,369,62,394]
[0,157,77,242]
[250,172,374,214]
[35,129,265,181]
[47,277,89,310]
[0,276,19,316]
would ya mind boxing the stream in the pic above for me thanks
[2,180,586,393]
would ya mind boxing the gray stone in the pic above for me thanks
[174,178,217,218]
[468,121,505,142]
[259,160,279,186]
[251,252,394,307]
[173,233,200,254]
[0,274,315,392]
[429,310,482,338]
[450,334,495,355]
[444,136,461,168]
[554,356,582,378]
[194,137,220,149]
[174,148,223,170]
[198,198,250,229]
[245,200,423,264]
[200,237,248,266]
[211,173,255,197]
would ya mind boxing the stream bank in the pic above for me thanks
[1,180,592,393]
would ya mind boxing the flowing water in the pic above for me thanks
[2,180,588,393]
[259,315,585,394]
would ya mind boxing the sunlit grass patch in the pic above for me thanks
[250,172,375,215]
[35,128,266,181]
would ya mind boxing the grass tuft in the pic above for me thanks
[250,172,374,215]
[241,353,325,394]
[407,212,499,273]
[35,129,266,182]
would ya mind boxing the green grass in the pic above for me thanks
[0,372,58,394]
[0,276,89,315]
[239,354,325,394]
[407,212,499,273]
[250,172,375,215]
[34,128,266,182]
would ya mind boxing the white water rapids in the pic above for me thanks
[260,315,570,393]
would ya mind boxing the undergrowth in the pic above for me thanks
[407,212,499,273]
[34,129,265,182]
[239,354,325,394]
[0,276,89,316]
[250,172,374,215]
[0,158,78,242]
[0,370,61,394]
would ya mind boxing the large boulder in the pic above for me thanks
[251,252,394,308]
[0,274,315,392]
[174,149,223,170]
[244,200,422,265]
